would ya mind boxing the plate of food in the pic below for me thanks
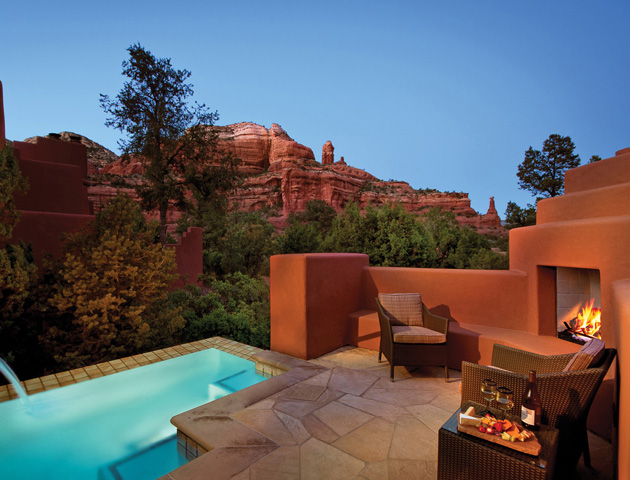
[457,406,541,456]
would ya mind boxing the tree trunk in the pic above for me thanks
[159,202,168,246]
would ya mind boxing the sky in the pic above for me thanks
[1,1,628,215]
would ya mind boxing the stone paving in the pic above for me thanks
[166,345,614,480]
[167,346,462,479]
[0,336,262,403]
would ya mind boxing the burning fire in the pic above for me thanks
[567,298,602,339]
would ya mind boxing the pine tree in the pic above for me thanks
[101,44,241,244]
[517,134,580,198]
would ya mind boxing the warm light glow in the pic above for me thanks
[573,298,602,339]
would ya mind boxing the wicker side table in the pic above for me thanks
[438,402,558,480]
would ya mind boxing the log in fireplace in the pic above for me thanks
[556,267,601,344]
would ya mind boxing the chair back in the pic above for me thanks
[540,348,616,429]
[377,293,424,326]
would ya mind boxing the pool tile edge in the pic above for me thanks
[0,337,264,402]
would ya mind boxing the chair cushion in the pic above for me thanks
[378,293,423,326]
[563,338,606,372]
[392,325,446,344]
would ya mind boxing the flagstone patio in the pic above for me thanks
[165,346,613,480]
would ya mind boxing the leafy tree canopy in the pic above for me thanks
[0,144,28,242]
[517,134,580,198]
[43,194,184,369]
[101,44,240,244]
[504,201,536,230]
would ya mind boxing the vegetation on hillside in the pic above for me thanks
[1,45,511,380]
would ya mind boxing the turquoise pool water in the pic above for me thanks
[0,348,266,479]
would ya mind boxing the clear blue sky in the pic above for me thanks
[2,1,628,215]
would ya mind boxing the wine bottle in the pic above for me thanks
[521,370,542,430]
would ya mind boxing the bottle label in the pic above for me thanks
[521,406,535,425]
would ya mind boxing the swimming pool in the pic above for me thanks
[0,348,266,479]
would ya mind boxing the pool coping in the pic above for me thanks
[0,337,263,403]
[165,350,328,479]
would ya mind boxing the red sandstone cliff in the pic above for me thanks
[84,122,502,234]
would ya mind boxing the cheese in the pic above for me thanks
[464,406,476,416]
[458,413,481,427]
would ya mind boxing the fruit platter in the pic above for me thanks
[457,406,541,456]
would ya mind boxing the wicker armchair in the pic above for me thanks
[461,344,616,477]
[375,294,449,382]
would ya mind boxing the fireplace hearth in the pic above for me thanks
[556,267,601,344]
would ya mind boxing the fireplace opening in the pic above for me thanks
[556,267,601,344]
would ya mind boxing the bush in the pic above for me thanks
[42,195,184,369]
[170,272,270,348]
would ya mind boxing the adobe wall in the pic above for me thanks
[270,253,369,359]
[611,279,630,480]
[362,267,529,329]
[2,81,203,284]
[10,137,95,264]
[168,227,203,288]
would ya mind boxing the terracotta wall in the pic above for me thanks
[168,227,203,288]
[270,253,369,359]
[10,138,95,264]
[611,279,630,480]
[2,80,203,284]
[362,267,529,329]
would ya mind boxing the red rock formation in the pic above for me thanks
[322,140,334,165]
[214,122,315,174]
[86,122,503,235]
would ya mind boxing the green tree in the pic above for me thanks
[421,207,508,269]
[274,200,338,254]
[43,195,184,369]
[100,44,240,244]
[291,200,337,233]
[589,155,602,163]
[504,201,537,229]
[201,211,275,279]
[322,203,436,268]
[517,134,580,198]
[421,208,462,267]
[0,144,28,242]
[170,272,270,348]
[275,222,322,254]
[0,144,39,370]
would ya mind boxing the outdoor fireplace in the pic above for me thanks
[556,267,602,344]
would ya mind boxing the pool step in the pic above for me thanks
[98,435,187,480]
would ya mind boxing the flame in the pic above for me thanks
[573,298,602,339]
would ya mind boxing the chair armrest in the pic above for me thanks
[492,344,574,374]
[423,305,449,335]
